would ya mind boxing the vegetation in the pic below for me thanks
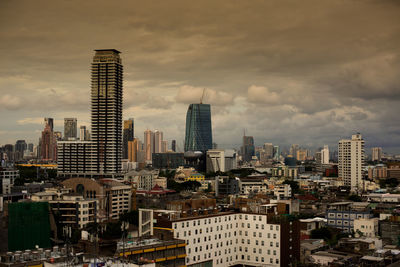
[119,210,139,226]
[14,166,57,184]
[159,169,176,179]
[311,227,353,246]
[283,180,300,194]
[167,180,202,192]
[379,178,399,188]
[347,194,362,202]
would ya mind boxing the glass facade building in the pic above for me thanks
[184,104,213,152]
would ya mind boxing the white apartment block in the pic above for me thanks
[239,179,269,195]
[338,134,365,191]
[274,184,292,199]
[206,149,237,173]
[321,145,329,164]
[372,147,382,161]
[171,212,297,267]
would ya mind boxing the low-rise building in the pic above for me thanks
[354,218,379,238]
[273,184,292,199]
[326,202,373,232]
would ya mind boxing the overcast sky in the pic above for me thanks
[0,0,399,153]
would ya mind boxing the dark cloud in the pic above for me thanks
[0,0,399,152]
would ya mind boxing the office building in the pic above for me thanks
[290,144,299,159]
[206,149,237,172]
[122,118,134,159]
[152,152,184,169]
[79,125,88,141]
[273,145,280,161]
[128,138,139,162]
[154,130,163,153]
[372,147,382,162]
[64,118,77,140]
[144,130,154,161]
[44,117,54,132]
[57,141,96,177]
[184,103,213,152]
[91,49,123,175]
[241,136,255,162]
[321,145,329,164]
[338,134,365,191]
[162,140,168,153]
[40,119,57,162]
[171,140,176,152]
[263,143,274,159]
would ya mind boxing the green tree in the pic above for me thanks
[348,194,362,202]
[283,180,300,194]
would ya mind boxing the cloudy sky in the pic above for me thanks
[1,0,399,153]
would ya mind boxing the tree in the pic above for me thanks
[348,194,362,202]
[119,210,139,226]
[310,227,332,241]
[283,180,300,194]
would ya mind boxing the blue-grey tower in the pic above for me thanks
[184,104,212,152]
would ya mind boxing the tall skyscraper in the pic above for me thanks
[128,138,139,162]
[154,130,163,153]
[241,136,255,162]
[372,147,382,161]
[144,130,154,161]
[91,49,123,174]
[263,143,274,159]
[44,118,54,132]
[184,104,212,152]
[338,134,365,191]
[321,145,330,164]
[80,125,87,141]
[171,140,176,152]
[123,118,134,159]
[290,144,299,159]
[64,118,77,140]
[273,145,280,161]
[41,120,57,162]
[162,140,168,153]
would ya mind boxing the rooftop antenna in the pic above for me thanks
[200,88,206,104]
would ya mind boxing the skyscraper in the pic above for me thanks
[64,118,77,140]
[80,125,87,141]
[44,118,54,132]
[184,104,212,152]
[123,118,134,159]
[338,134,365,191]
[372,147,382,161]
[171,140,176,152]
[241,136,255,162]
[263,143,274,159]
[154,130,163,153]
[321,145,330,164]
[41,120,57,162]
[91,49,123,174]
[144,130,154,161]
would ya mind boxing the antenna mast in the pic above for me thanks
[200,88,206,104]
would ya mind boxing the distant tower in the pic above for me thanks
[338,134,365,191]
[123,118,134,159]
[91,49,123,175]
[64,118,77,140]
[80,125,87,141]
[321,145,330,164]
[44,118,54,132]
[40,120,57,162]
[184,104,212,152]
[171,140,176,152]
[144,130,154,161]
[241,135,255,162]
[372,147,382,162]
[153,130,163,153]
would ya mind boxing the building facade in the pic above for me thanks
[241,136,255,162]
[91,49,123,175]
[64,118,77,140]
[372,147,382,162]
[122,118,134,159]
[184,104,212,152]
[338,134,365,191]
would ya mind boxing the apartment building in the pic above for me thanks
[155,211,300,267]
[326,202,373,232]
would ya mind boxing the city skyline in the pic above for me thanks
[0,1,400,153]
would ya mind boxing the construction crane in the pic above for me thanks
[200,88,206,104]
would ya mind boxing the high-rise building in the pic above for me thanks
[184,103,212,152]
[128,138,139,162]
[91,49,123,175]
[28,143,34,153]
[40,119,57,162]
[321,145,330,164]
[372,147,382,162]
[144,130,154,161]
[290,144,299,159]
[171,140,176,152]
[123,118,134,159]
[338,134,365,191]
[153,130,163,153]
[263,143,274,159]
[80,125,87,141]
[44,118,54,132]
[162,140,168,153]
[64,118,77,140]
[273,145,280,161]
[241,136,255,162]
[296,149,307,161]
